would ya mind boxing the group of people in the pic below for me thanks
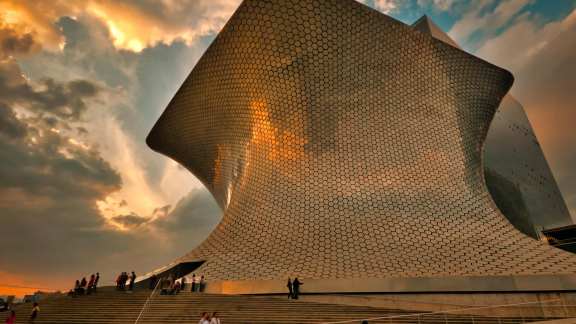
[116,271,137,291]
[3,303,40,323]
[149,273,206,294]
[70,273,99,296]
[286,278,303,299]
[198,312,221,324]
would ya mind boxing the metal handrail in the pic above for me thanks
[317,298,566,324]
[134,279,161,324]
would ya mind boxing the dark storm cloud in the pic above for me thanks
[111,213,150,228]
[0,62,100,120]
[0,6,225,292]
[154,189,221,232]
[0,23,40,59]
[0,104,27,139]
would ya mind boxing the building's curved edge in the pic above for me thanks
[204,275,576,295]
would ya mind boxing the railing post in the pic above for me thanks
[134,278,161,324]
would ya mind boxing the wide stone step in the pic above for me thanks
[8,291,553,324]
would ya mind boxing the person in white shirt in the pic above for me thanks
[198,312,210,324]
[210,312,221,324]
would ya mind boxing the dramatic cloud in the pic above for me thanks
[0,6,224,295]
[0,22,40,59]
[0,0,241,52]
[373,0,399,14]
[417,0,457,12]
[449,0,533,46]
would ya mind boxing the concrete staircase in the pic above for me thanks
[8,289,558,323]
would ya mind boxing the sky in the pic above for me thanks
[0,0,575,297]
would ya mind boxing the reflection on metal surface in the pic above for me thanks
[412,16,573,239]
[147,0,576,284]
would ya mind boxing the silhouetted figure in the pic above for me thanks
[361,320,368,324]
[181,276,187,290]
[29,302,39,322]
[120,272,129,290]
[74,280,81,296]
[5,310,16,324]
[170,280,181,295]
[286,278,293,299]
[87,274,95,294]
[199,276,205,292]
[116,274,122,290]
[149,274,158,290]
[292,278,302,299]
[191,274,196,292]
[80,277,87,294]
[93,273,100,293]
[129,271,136,291]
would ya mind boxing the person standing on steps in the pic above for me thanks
[286,278,293,299]
[210,312,221,324]
[29,302,40,322]
[5,310,16,324]
[87,274,95,294]
[129,271,137,291]
[292,278,302,299]
[93,272,100,293]
[191,274,196,292]
[74,279,80,296]
[199,275,205,292]
[198,312,210,324]
[80,277,87,294]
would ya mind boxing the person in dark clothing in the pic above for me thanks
[292,278,302,299]
[181,276,187,290]
[286,278,293,299]
[29,303,39,322]
[129,271,136,291]
[5,310,16,324]
[120,272,128,290]
[149,274,158,290]
[190,274,196,292]
[93,273,100,293]
[199,276,205,292]
[79,277,87,295]
[74,280,80,296]
[87,274,95,294]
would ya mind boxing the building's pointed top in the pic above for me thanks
[411,15,460,49]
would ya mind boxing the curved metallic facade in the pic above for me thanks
[412,16,573,238]
[147,0,576,282]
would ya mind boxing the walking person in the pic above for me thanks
[191,274,196,292]
[5,310,16,324]
[286,278,293,299]
[129,271,137,291]
[29,302,40,322]
[292,278,303,299]
[210,312,221,324]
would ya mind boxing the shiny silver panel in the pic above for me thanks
[147,0,576,283]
